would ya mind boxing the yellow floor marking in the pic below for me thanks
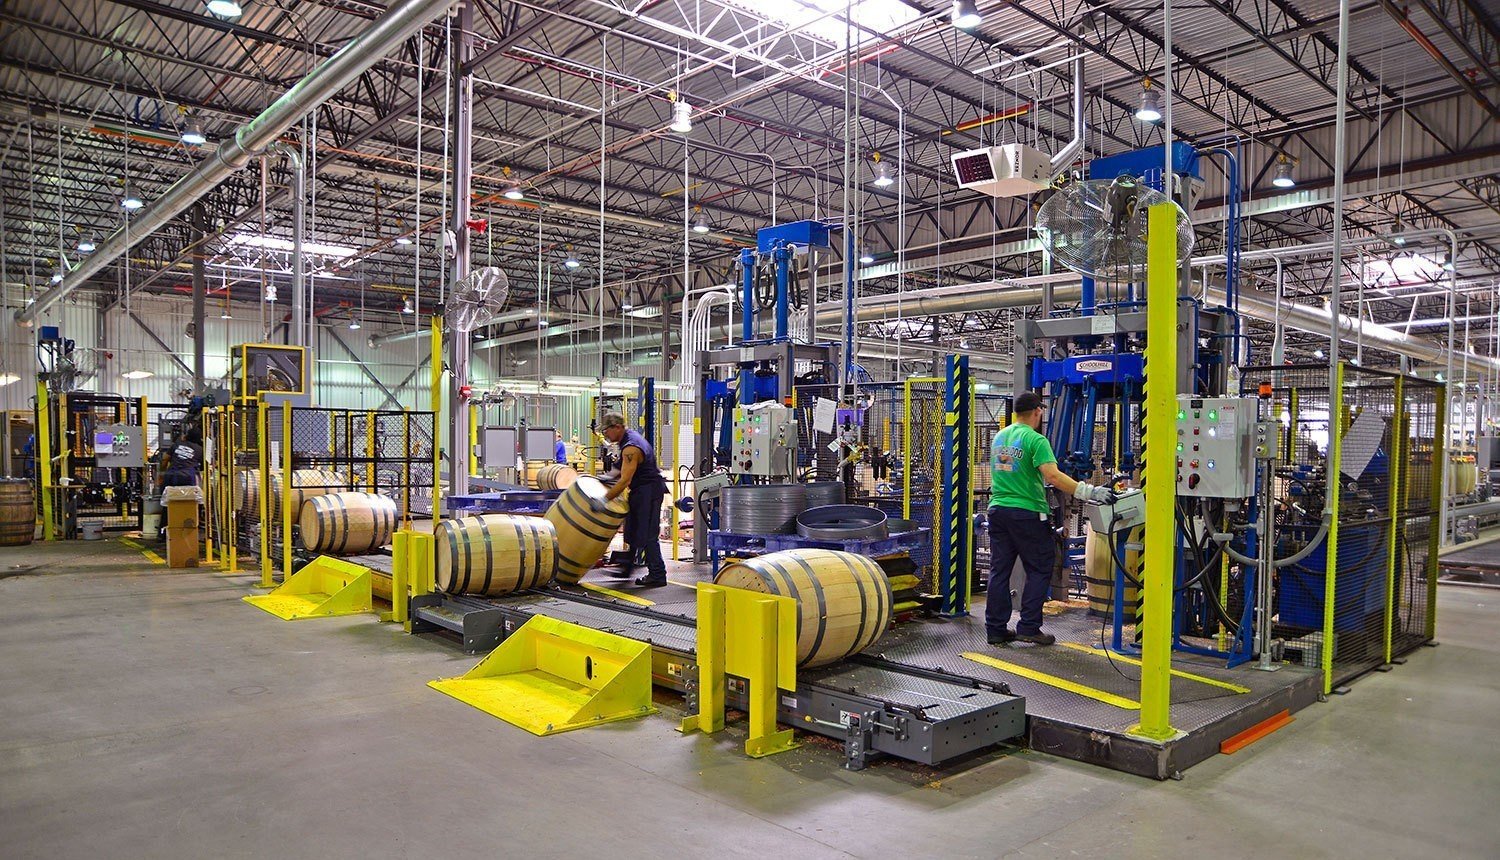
[119,538,145,550]
[1059,642,1252,694]
[961,651,1140,710]
[578,582,656,607]
[140,549,166,565]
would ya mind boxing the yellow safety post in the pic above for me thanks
[1382,376,1405,664]
[1130,201,1179,742]
[199,405,215,564]
[1321,362,1347,694]
[430,313,443,530]
[401,411,413,525]
[1426,383,1445,640]
[467,403,479,477]
[389,529,410,625]
[36,381,54,541]
[227,402,238,573]
[282,406,294,580]
[678,583,798,757]
[258,400,272,588]
[364,410,377,492]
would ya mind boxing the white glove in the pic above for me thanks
[1074,481,1117,504]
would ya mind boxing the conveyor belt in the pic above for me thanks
[411,588,1024,769]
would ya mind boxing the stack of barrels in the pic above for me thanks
[0,478,35,546]
[234,468,345,523]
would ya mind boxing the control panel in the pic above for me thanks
[731,403,798,477]
[1175,395,1255,498]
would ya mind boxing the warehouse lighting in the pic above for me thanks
[349,318,361,331]
[1442,252,1456,272]
[670,99,693,134]
[1136,81,1162,123]
[951,0,982,29]
[205,0,243,19]
[502,185,525,201]
[859,248,875,265]
[1272,158,1296,188]
[402,296,415,314]
[872,160,894,188]
[0,373,20,387]
[50,265,65,284]
[1389,220,1407,247]
[227,233,357,257]
[121,195,144,211]
[691,210,711,234]
[563,247,580,269]
[77,237,96,253]
[220,309,232,320]
[122,369,154,380]
[395,235,413,246]
[1313,348,1326,359]
[180,120,207,147]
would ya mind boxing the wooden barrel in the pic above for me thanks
[527,462,579,491]
[1083,526,1140,619]
[713,549,892,667]
[236,468,343,521]
[544,476,628,584]
[435,515,558,596]
[0,478,35,546]
[299,491,398,554]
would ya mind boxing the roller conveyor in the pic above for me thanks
[410,588,1025,769]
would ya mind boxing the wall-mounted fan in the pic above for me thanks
[447,266,510,332]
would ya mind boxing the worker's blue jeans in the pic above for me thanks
[986,505,1056,636]
[624,483,667,581]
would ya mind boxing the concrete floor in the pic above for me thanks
[2,539,1498,859]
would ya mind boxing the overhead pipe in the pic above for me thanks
[15,0,459,327]
[1049,54,1086,177]
[265,142,306,347]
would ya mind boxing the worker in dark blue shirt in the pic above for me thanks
[596,412,668,586]
[554,431,567,464]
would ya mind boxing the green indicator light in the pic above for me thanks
[1176,409,1186,421]
[1176,442,1184,452]
[1208,409,1219,421]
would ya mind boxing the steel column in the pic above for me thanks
[446,0,474,499]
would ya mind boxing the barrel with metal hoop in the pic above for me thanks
[299,491,398,554]
[713,548,892,667]
[0,478,35,546]
[435,514,558,596]
[719,483,806,535]
[544,476,629,584]
[795,504,888,540]
[526,462,580,491]
[236,468,343,521]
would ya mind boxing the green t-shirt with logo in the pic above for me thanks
[989,421,1057,514]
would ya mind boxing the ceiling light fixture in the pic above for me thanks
[205,0,243,19]
[691,209,711,234]
[951,0,982,29]
[349,317,361,331]
[871,153,894,188]
[0,373,19,387]
[858,248,875,265]
[220,309,233,320]
[563,245,580,269]
[227,233,357,257]
[1136,80,1163,123]
[50,265,65,284]
[1313,348,1326,359]
[670,99,693,134]
[180,120,207,147]
[402,296,415,314]
[1272,156,1296,189]
[1390,219,1407,247]
[122,195,144,211]
[395,236,413,246]
[502,185,525,201]
[1442,252,1456,273]
[77,237,96,253]
[122,369,155,380]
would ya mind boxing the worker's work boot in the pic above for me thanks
[634,574,667,587]
[1014,631,1056,646]
[986,629,1017,645]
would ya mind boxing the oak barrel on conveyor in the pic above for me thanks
[435,514,558,596]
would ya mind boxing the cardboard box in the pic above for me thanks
[165,526,199,568]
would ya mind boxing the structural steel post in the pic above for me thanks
[1133,201,1179,741]
[445,0,474,499]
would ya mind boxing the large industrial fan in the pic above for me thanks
[1034,177,1194,281]
[447,266,510,332]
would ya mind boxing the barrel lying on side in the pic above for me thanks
[713,548,892,667]
[236,468,344,522]
[0,478,35,546]
[527,462,580,491]
[544,476,629,585]
[299,491,398,554]
[435,514,558,596]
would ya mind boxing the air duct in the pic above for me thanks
[15,0,458,327]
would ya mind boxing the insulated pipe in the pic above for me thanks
[266,142,306,346]
[15,0,458,327]
[1049,54,1086,176]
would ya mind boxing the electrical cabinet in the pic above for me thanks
[1175,395,1255,498]
[730,403,797,477]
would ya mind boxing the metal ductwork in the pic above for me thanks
[15,0,458,327]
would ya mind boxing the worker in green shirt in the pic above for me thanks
[987,390,1115,646]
